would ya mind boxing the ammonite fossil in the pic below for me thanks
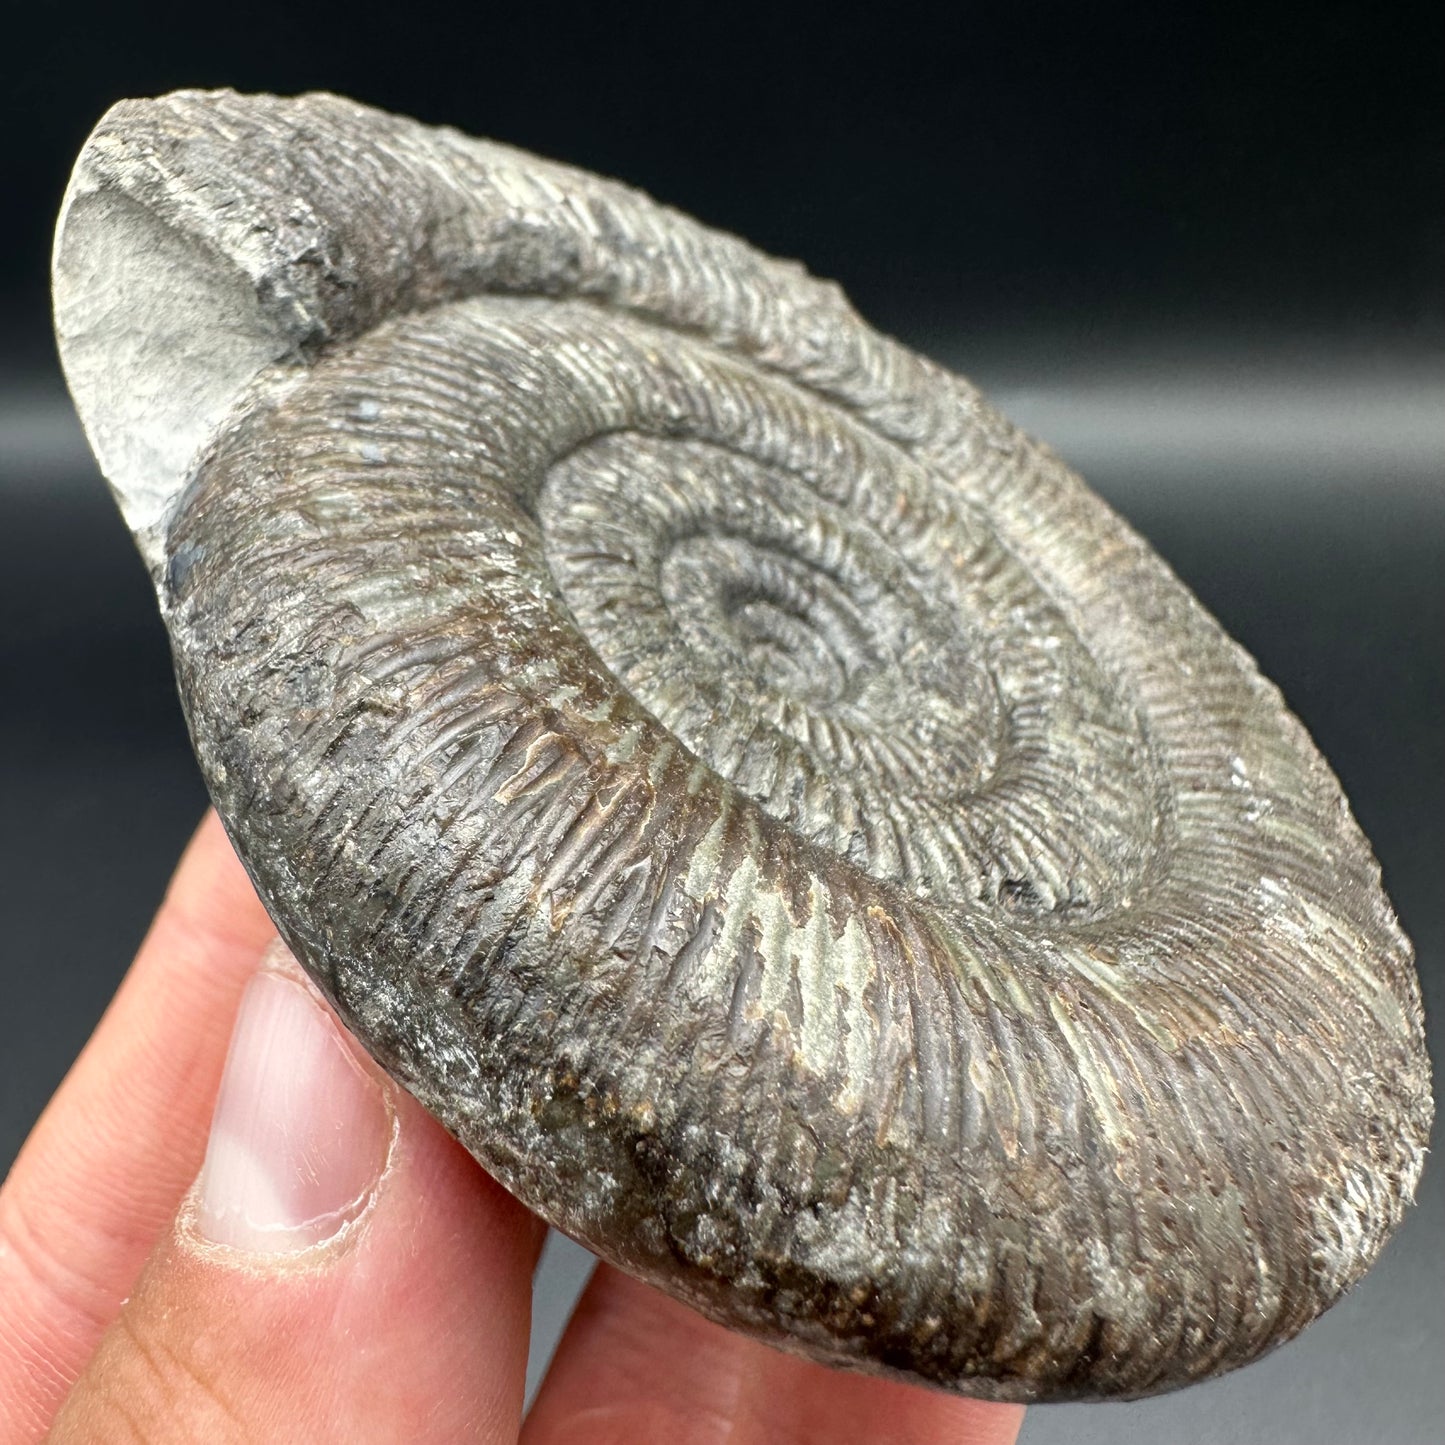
[52,90,1431,1403]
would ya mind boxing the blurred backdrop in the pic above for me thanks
[2,3,1441,1441]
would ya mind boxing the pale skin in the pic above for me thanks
[0,813,1025,1444]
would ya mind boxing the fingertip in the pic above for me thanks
[49,977,545,1445]
[157,810,274,954]
[193,964,395,1255]
[525,1264,1028,1445]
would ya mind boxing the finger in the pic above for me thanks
[524,1265,1024,1445]
[48,954,545,1445]
[0,812,276,1438]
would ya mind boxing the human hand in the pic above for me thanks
[0,812,1025,1443]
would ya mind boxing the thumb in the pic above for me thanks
[48,948,543,1445]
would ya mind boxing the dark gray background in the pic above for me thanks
[2,3,1440,1440]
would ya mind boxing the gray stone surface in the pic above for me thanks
[52,90,1432,1402]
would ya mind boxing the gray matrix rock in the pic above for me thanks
[52,90,1431,1402]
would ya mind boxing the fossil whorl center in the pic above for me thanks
[53,91,1431,1403]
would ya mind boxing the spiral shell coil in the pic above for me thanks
[53,90,1431,1401]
